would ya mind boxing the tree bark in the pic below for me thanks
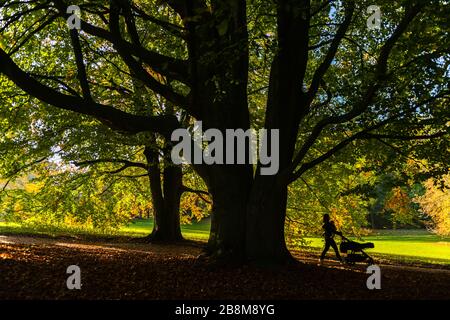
[241,1,311,263]
[184,0,253,260]
[205,165,253,261]
[145,146,183,242]
[246,175,293,263]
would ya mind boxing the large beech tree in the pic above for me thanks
[0,0,448,262]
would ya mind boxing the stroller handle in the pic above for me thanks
[338,234,350,241]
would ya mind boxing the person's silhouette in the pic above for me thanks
[319,214,343,264]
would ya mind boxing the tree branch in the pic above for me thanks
[69,27,92,101]
[74,159,147,170]
[289,3,426,174]
[181,185,211,204]
[108,0,189,108]
[363,131,447,141]
[130,2,186,39]
[1,156,48,192]
[289,110,446,183]
[0,47,180,138]
[311,79,332,109]
[51,0,190,85]
[306,0,355,106]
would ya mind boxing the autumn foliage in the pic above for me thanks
[415,175,450,236]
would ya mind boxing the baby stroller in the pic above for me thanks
[339,235,375,265]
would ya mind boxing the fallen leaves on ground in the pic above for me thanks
[0,236,449,300]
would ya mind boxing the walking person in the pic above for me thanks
[319,214,344,264]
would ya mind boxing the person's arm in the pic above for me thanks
[331,222,343,236]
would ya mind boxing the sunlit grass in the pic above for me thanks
[0,218,210,241]
[118,218,210,240]
[302,230,450,265]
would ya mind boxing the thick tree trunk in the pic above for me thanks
[241,1,311,263]
[246,175,292,263]
[150,163,183,242]
[130,68,183,241]
[205,165,253,261]
[145,146,183,242]
[241,57,305,262]
[185,0,307,263]
[186,0,251,260]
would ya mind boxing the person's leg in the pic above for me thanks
[320,239,331,260]
[330,239,342,261]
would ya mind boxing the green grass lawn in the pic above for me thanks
[0,218,211,241]
[1,219,449,265]
[302,229,450,265]
[119,218,210,240]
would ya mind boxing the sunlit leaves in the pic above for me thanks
[415,175,450,236]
